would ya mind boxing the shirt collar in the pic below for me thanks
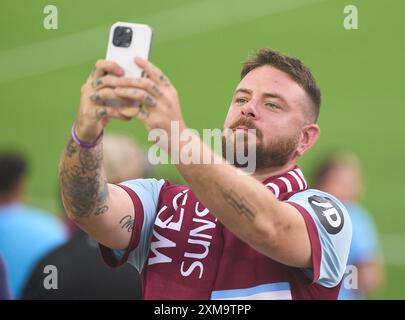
[262,165,308,200]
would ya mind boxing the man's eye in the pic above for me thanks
[265,102,280,110]
[235,98,247,105]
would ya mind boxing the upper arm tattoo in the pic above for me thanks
[120,214,135,232]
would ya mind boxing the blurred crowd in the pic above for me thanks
[0,133,150,299]
[0,135,385,299]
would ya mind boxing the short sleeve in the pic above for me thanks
[99,178,165,273]
[286,189,352,288]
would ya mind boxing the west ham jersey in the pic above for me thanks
[99,165,352,300]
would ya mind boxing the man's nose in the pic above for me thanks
[241,99,259,119]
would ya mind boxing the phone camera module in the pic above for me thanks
[113,26,133,48]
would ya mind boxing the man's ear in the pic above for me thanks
[297,124,320,156]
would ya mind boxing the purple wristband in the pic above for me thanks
[71,123,103,149]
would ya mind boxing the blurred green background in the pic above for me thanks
[0,0,404,298]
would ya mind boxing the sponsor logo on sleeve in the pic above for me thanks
[308,195,344,234]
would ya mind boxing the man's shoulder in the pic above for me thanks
[120,178,187,194]
[288,188,348,212]
[289,188,341,201]
[287,188,352,237]
[287,189,352,289]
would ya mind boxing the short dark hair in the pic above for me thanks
[241,48,321,122]
[0,152,27,194]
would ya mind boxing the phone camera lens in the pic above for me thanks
[113,26,133,48]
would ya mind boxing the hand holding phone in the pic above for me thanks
[74,22,153,142]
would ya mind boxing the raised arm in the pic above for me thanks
[59,137,134,249]
[58,59,143,250]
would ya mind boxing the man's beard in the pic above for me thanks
[222,118,299,171]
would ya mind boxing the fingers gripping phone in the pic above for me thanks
[106,22,153,78]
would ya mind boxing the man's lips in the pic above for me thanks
[233,126,253,132]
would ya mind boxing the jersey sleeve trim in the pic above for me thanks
[99,184,145,267]
[286,201,321,284]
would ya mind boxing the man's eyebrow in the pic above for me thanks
[235,88,288,104]
[234,88,252,95]
[263,92,288,104]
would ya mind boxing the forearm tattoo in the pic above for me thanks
[217,183,256,222]
[59,138,109,219]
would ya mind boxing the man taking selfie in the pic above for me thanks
[58,48,352,299]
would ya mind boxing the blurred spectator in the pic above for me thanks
[0,151,68,299]
[314,151,385,299]
[0,255,11,300]
[102,133,152,184]
[22,134,150,299]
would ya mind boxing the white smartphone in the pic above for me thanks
[106,21,153,78]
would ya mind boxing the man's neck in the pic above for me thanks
[251,161,297,182]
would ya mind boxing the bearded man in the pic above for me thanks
[58,48,352,299]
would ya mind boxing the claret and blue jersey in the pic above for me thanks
[99,166,352,300]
